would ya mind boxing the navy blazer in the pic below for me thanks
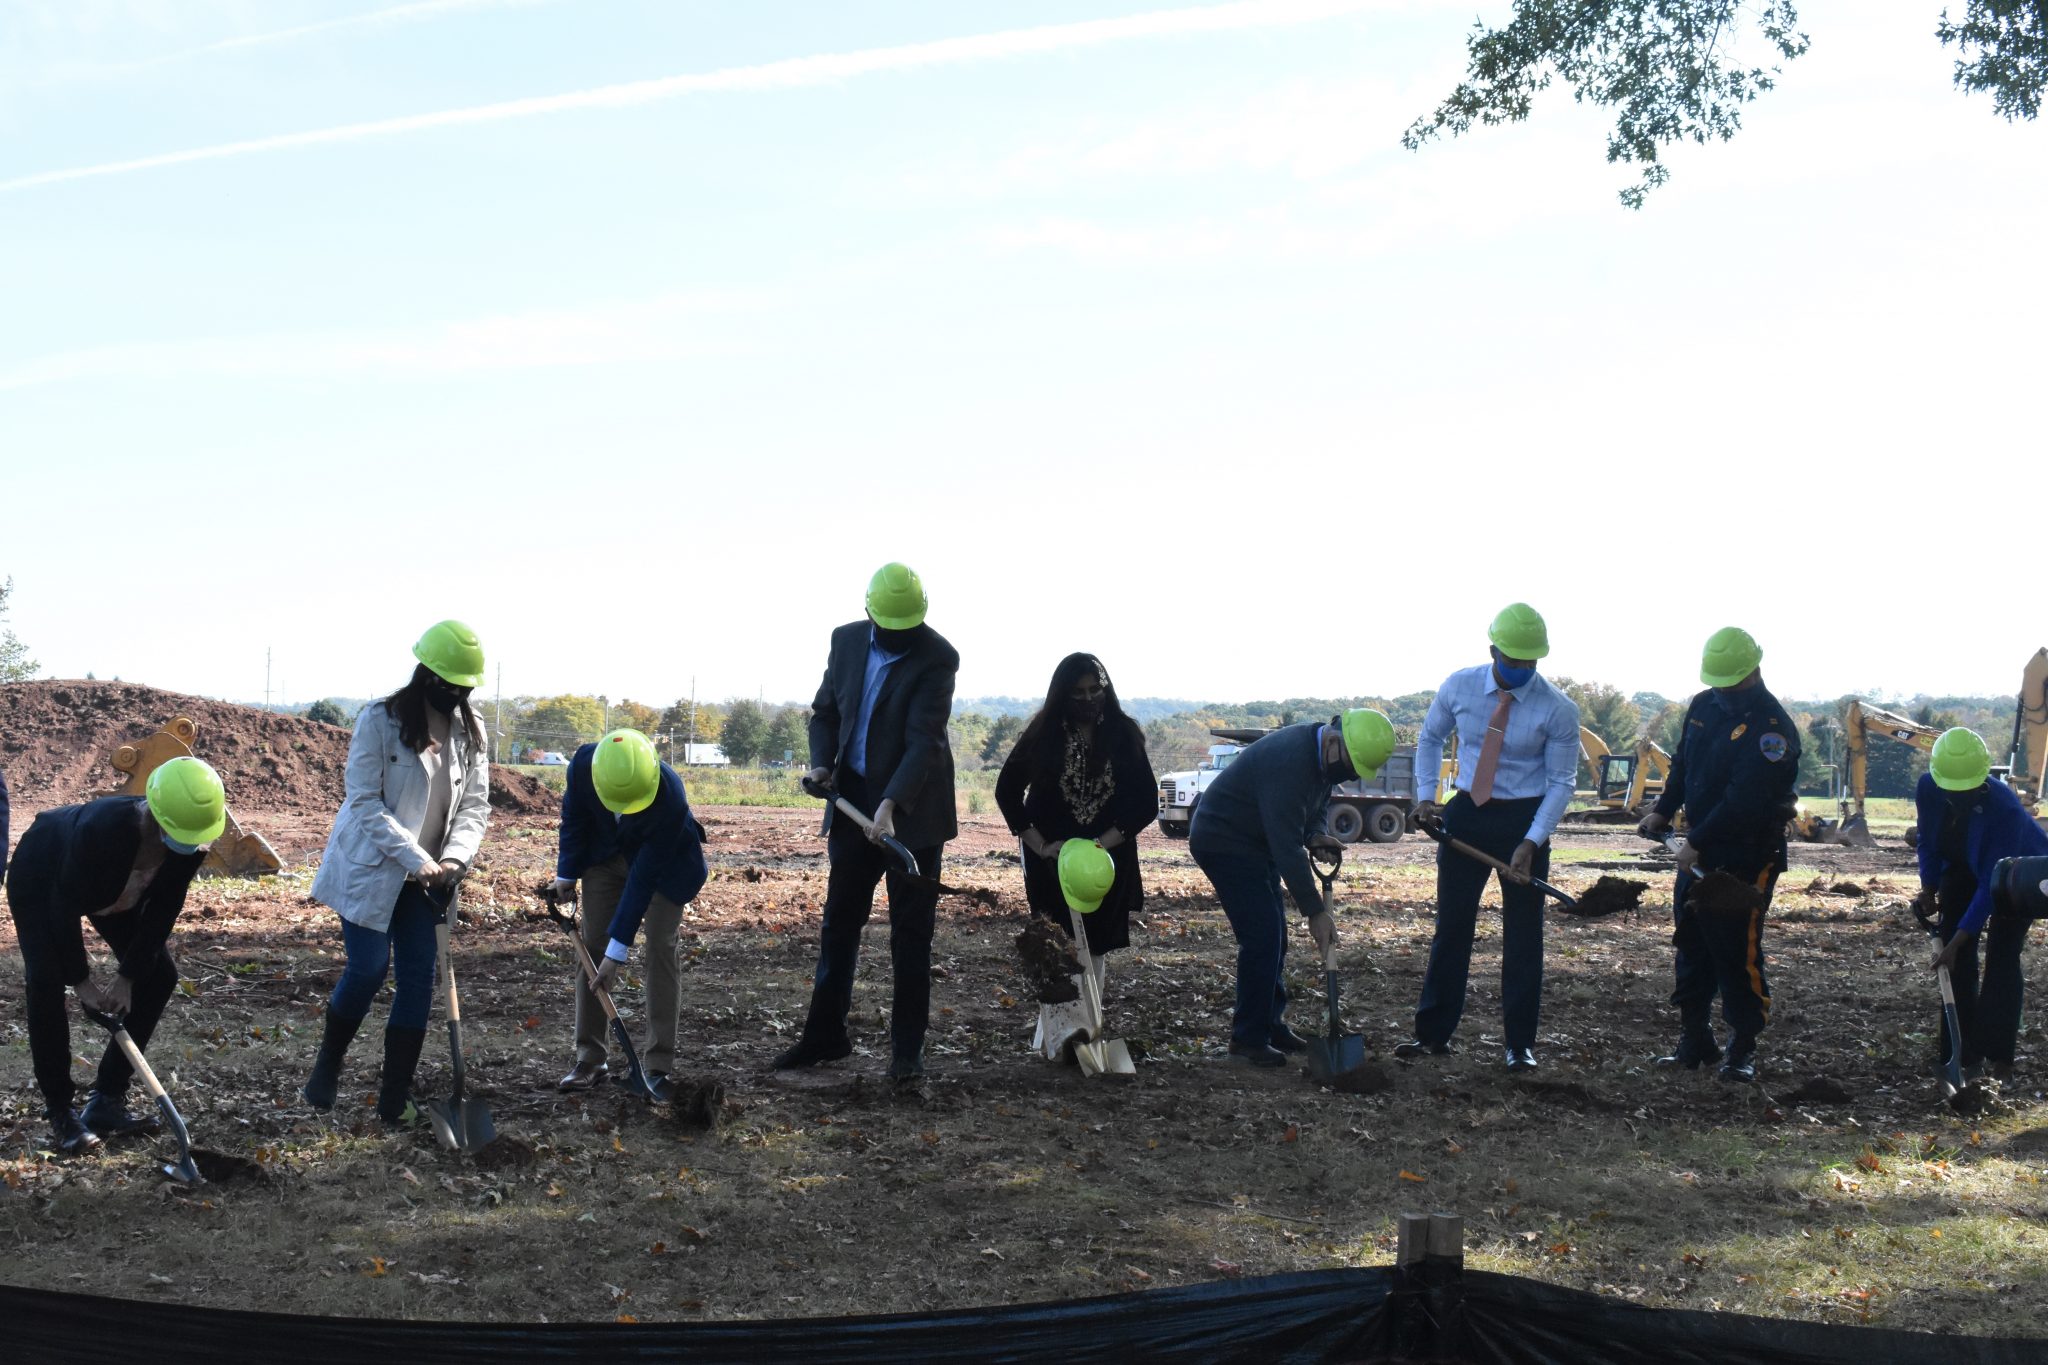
[4,796,205,983]
[555,746,708,949]
[1916,773,2048,935]
[808,620,959,849]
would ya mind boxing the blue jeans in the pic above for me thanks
[1192,849,1291,1049]
[328,883,441,1029]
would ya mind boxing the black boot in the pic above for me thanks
[48,1105,103,1157]
[1719,1036,1758,1084]
[376,1026,428,1125]
[302,1010,366,1110]
[82,1086,162,1138]
[1656,1009,1722,1070]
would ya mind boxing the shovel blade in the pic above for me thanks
[1076,1038,1135,1078]
[427,1098,498,1153]
[1307,1035,1368,1081]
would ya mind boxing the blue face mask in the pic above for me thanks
[1493,661,1536,689]
[162,833,201,855]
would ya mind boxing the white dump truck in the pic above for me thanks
[1157,726,1427,843]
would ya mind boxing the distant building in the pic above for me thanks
[682,743,729,767]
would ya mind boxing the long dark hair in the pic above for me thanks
[385,663,486,754]
[1013,652,1146,779]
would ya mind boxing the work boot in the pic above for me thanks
[48,1106,103,1157]
[1718,1037,1758,1084]
[1269,1023,1310,1055]
[376,1026,428,1126]
[301,1009,366,1110]
[81,1087,161,1139]
[1656,1030,1723,1070]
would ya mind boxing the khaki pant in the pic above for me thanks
[574,854,683,1075]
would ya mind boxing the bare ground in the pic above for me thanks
[3,810,2046,1340]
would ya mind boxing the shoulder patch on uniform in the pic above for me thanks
[1730,723,1748,741]
[1759,733,1788,763]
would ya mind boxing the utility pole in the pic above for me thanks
[264,647,272,711]
[495,663,505,764]
[689,676,697,752]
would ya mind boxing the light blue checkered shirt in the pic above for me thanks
[1414,664,1582,844]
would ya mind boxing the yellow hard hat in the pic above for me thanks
[865,563,928,630]
[146,756,227,847]
[1699,627,1762,687]
[1341,709,1396,781]
[413,620,485,688]
[1487,603,1549,660]
[1058,839,1116,915]
[1930,728,1991,792]
[592,729,661,815]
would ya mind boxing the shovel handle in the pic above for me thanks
[1416,817,1578,909]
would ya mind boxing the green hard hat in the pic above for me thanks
[1699,626,1762,688]
[1930,727,1991,792]
[1487,603,1549,660]
[413,619,485,688]
[865,562,928,630]
[1058,838,1116,915]
[147,756,227,847]
[1341,708,1396,781]
[592,729,661,815]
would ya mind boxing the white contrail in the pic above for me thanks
[2,0,1385,193]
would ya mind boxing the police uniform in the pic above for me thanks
[1652,679,1800,1058]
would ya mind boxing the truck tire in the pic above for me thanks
[1161,818,1188,840]
[1365,803,1406,843]
[1326,803,1366,844]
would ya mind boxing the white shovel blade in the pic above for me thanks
[1076,1038,1135,1077]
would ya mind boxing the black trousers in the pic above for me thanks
[1937,867,2024,1069]
[1670,847,1782,1043]
[799,774,943,1060]
[1413,793,1548,1051]
[9,900,178,1113]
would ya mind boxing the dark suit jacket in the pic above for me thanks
[555,745,709,949]
[809,620,959,849]
[3,796,204,983]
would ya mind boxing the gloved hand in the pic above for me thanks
[1673,838,1701,878]
[552,878,578,906]
[593,956,623,993]
[1412,799,1442,828]
[1636,810,1670,841]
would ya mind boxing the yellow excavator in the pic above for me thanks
[2006,647,2048,826]
[1568,727,1671,821]
[1792,699,1943,847]
[96,716,283,876]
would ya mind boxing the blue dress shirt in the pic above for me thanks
[1415,664,1582,844]
[847,628,906,778]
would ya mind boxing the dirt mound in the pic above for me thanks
[0,678,554,829]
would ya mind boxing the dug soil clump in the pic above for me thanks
[1567,876,1648,919]
[1014,916,1081,1003]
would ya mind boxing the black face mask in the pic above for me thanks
[1067,697,1105,724]
[1947,788,1982,812]
[873,624,920,653]
[425,681,467,715]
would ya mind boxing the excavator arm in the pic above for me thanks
[98,716,282,877]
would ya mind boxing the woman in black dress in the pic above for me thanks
[996,653,1158,967]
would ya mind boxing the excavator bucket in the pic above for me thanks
[100,716,282,877]
[1833,814,1876,849]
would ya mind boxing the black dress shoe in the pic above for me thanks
[772,1038,853,1071]
[81,1088,162,1138]
[1505,1047,1538,1071]
[1719,1042,1758,1084]
[1228,1041,1288,1068]
[558,1058,608,1091]
[1655,1033,1723,1070]
[1392,1039,1452,1060]
[48,1108,103,1157]
[1269,1024,1310,1055]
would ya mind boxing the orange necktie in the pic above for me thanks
[1470,691,1513,805]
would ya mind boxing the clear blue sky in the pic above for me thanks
[2,0,2038,713]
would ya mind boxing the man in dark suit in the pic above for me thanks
[552,730,709,1100]
[775,562,959,1082]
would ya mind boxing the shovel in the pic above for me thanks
[1416,814,1578,910]
[802,776,997,904]
[424,887,497,1153]
[1066,905,1134,1077]
[543,893,663,1103]
[1932,926,1966,1100]
[1304,854,1366,1082]
[80,1005,202,1184]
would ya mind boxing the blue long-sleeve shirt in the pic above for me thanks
[556,745,708,957]
[1915,773,2048,936]
[1188,722,1333,919]
[1414,665,1581,844]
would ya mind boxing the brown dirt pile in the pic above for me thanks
[0,678,554,826]
[1014,915,1081,1002]
[1567,875,1648,919]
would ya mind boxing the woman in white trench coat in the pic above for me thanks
[303,621,491,1123]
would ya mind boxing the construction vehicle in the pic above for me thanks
[97,716,283,876]
[1157,726,1448,844]
[1566,727,1671,822]
[1792,699,1944,847]
[2007,648,2048,823]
